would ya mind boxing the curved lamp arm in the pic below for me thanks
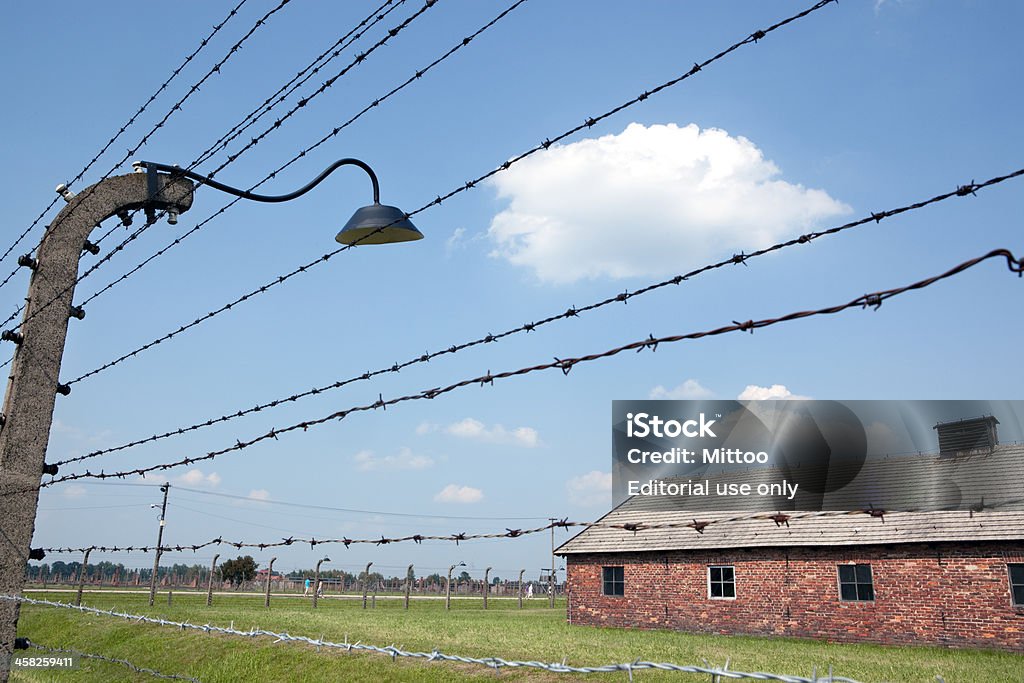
[138,158,381,204]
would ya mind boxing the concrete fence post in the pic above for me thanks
[404,564,413,610]
[206,554,220,607]
[74,548,91,607]
[361,562,372,609]
[265,557,276,608]
[518,569,525,609]
[483,567,491,610]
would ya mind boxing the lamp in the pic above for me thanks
[136,159,423,245]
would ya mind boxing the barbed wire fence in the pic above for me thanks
[3,1,1019,681]
[4,596,862,682]
[0,0,835,375]
[19,640,202,682]
[0,0,252,282]
[15,247,1018,491]
[46,166,1024,466]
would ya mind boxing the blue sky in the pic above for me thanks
[2,0,1021,580]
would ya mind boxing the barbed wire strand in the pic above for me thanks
[30,248,1022,489]
[44,0,834,386]
[0,0,447,356]
[32,501,1021,555]
[0,0,298,334]
[53,167,1024,465]
[0,0,252,276]
[4,596,860,682]
[23,641,201,682]
[189,0,406,171]
[71,0,523,317]
[202,0,444,181]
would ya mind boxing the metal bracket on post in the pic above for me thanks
[145,165,161,224]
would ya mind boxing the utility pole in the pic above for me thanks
[549,518,557,608]
[148,483,170,606]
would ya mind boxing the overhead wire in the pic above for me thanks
[25,247,1021,490]
[47,166,1023,465]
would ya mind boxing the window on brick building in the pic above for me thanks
[602,566,624,596]
[837,564,874,601]
[708,565,735,599]
[1010,564,1024,606]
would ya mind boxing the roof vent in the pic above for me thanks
[934,415,999,455]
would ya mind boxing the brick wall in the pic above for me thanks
[565,542,1024,651]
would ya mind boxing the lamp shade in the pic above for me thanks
[336,203,422,245]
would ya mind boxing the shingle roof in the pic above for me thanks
[558,444,1024,555]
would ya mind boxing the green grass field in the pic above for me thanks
[10,591,1023,682]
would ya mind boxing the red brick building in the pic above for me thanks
[557,443,1024,651]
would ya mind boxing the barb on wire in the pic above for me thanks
[3,596,860,682]
[33,248,1021,488]
[23,641,201,682]
[0,0,296,331]
[0,1,252,278]
[0,0,448,350]
[53,166,1024,466]
[33,505,1014,555]
[60,0,830,388]
[190,0,406,171]
[202,0,443,181]
[61,0,533,388]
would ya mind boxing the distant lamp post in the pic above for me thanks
[446,562,466,611]
[312,557,330,609]
[0,157,421,662]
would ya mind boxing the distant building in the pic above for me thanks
[254,568,285,581]
[558,418,1024,651]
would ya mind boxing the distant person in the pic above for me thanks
[304,578,311,596]
[316,580,324,598]
[526,583,533,599]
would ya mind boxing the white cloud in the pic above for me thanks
[567,471,613,507]
[176,469,221,487]
[649,378,714,400]
[247,489,271,502]
[62,485,87,499]
[434,484,483,504]
[354,447,434,472]
[415,421,437,435]
[487,122,849,284]
[737,384,811,401]
[445,417,539,447]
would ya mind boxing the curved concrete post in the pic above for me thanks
[403,564,413,610]
[0,172,192,677]
[74,548,91,606]
[206,554,220,607]
[264,557,277,608]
